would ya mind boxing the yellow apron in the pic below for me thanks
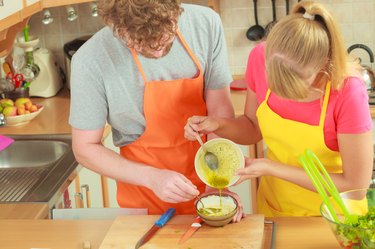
[256,82,343,216]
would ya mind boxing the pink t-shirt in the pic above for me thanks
[246,42,373,151]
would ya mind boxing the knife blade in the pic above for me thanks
[135,208,176,249]
[179,216,203,244]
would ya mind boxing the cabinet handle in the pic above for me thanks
[74,192,83,208]
[81,184,91,208]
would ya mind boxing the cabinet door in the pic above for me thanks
[65,131,119,208]
[0,0,22,20]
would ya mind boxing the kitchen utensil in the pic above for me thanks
[246,0,265,41]
[178,216,203,244]
[99,214,265,249]
[195,133,219,170]
[299,149,353,223]
[347,44,375,91]
[189,124,219,170]
[195,193,238,227]
[4,87,29,101]
[320,188,375,248]
[0,77,15,93]
[195,138,244,189]
[6,72,24,88]
[264,0,277,37]
[135,208,176,249]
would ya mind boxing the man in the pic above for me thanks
[69,0,241,220]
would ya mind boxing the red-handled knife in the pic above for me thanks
[135,208,176,249]
[179,216,203,244]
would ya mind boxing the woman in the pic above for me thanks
[185,0,373,217]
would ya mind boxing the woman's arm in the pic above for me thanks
[236,131,373,192]
[186,88,263,145]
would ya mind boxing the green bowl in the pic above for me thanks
[320,188,375,248]
[195,192,238,227]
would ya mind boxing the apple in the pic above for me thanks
[17,105,26,115]
[2,106,17,117]
[25,101,33,111]
[0,98,14,108]
[15,97,32,107]
[29,104,38,113]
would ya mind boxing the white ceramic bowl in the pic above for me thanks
[195,192,238,227]
[194,138,244,189]
[5,105,44,126]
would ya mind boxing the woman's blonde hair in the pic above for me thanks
[265,0,348,100]
[98,0,183,50]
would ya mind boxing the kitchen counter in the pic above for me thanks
[0,216,340,249]
[0,87,71,135]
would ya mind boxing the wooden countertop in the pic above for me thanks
[0,87,71,135]
[0,216,339,249]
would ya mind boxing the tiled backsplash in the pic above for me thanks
[25,0,375,77]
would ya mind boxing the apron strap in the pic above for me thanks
[319,81,331,127]
[131,48,148,82]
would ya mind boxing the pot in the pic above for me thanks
[264,0,277,37]
[347,44,375,91]
[246,0,265,41]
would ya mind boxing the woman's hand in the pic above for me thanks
[202,188,246,223]
[235,157,270,185]
[184,116,220,140]
[149,168,200,203]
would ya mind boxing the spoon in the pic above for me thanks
[193,131,219,170]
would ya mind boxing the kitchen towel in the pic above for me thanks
[0,135,14,151]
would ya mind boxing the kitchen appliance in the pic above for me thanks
[28,47,63,97]
[63,36,91,89]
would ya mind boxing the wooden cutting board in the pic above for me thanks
[99,214,264,249]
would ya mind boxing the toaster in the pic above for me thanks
[29,48,63,98]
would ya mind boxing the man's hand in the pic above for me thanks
[149,168,200,203]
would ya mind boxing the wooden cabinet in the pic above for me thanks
[64,130,119,209]
[0,0,92,57]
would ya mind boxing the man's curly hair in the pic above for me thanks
[98,0,183,50]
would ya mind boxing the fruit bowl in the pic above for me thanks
[320,188,375,248]
[5,105,44,126]
[195,192,238,227]
[194,138,244,189]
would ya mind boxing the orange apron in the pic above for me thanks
[256,82,343,216]
[118,31,206,215]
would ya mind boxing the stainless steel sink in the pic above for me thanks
[0,140,69,168]
[0,134,78,206]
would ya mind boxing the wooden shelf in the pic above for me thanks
[42,0,93,8]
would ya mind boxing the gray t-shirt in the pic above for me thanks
[69,4,232,147]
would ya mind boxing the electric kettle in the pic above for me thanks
[347,44,375,91]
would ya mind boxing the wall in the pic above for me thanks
[25,0,375,78]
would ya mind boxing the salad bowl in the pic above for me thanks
[320,188,375,249]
